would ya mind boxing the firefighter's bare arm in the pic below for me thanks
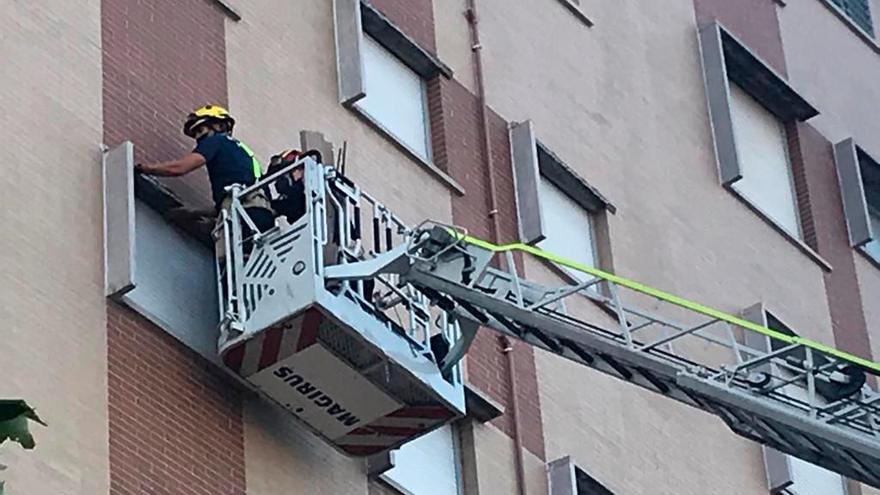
[136,152,206,177]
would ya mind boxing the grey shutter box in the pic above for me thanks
[333,0,366,106]
[698,22,742,186]
[547,456,578,495]
[834,138,874,247]
[740,303,769,353]
[763,447,795,493]
[103,141,136,298]
[510,120,546,245]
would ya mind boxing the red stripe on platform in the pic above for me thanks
[386,406,455,420]
[223,343,246,373]
[358,425,425,438]
[257,324,284,371]
[296,309,321,351]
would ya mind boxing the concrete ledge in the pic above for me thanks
[209,0,242,22]
[726,185,834,272]
[555,0,594,27]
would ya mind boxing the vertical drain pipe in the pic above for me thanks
[465,2,527,494]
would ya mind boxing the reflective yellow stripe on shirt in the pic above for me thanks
[235,140,263,180]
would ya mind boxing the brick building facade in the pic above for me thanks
[3,0,880,494]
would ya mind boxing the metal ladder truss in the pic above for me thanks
[216,159,880,485]
[389,224,880,488]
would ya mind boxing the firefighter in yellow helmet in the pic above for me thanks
[136,104,275,246]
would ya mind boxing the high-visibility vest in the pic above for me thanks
[234,139,263,180]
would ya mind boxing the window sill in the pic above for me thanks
[348,104,466,196]
[726,185,833,272]
[815,0,880,55]
[555,0,594,27]
[857,245,880,271]
[209,0,241,21]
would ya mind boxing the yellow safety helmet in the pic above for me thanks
[183,104,236,138]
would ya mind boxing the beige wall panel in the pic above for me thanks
[468,422,548,495]
[855,255,880,360]
[463,0,837,492]
[434,0,476,93]
[472,0,831,345]
[536,350,769,494]
[779,0,880,156]
[243,400,369,495]
[0,2,108,494]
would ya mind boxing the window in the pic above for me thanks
[333,0,451,168]
[381,425,461,495]
[698,23,819,254]
[356,35,431,160]
[860,154,880,262]
[728,83,801,238]
[828,0,874,36]
[866,204,880,260]
[509,120,613,279]
[537,176,598,281]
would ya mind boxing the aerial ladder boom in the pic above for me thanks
[217,158,880,487]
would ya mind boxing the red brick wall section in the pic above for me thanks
[102,0,230,209]
[108,302,246,495]
[790,123,874,361]
[102,1,246,492]
[693,0,788,75]
[369,0,437,53]
[439,77,546,460]
[785,121,819,251]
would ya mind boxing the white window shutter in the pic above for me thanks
[333,0,366,105]
[834,138,874,247]
[728,84,801,237]
[509,120,545,245]
[356,35,430,159]
[103,141,136,298]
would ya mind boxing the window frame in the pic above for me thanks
[333,0,461,192]
[697,22,830,270]
[822,0,875,37]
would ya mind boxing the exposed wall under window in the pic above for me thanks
[381,424,460,495]
[728,83,801,238]
[356,35,431,160]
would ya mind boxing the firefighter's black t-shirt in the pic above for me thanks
[193,133,256,208]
